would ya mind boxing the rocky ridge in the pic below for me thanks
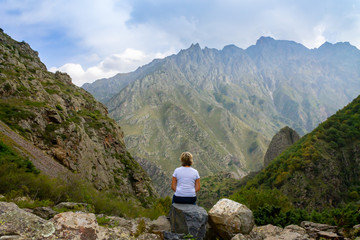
[0,29,157,203]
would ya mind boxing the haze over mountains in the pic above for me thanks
[83,37,360,195]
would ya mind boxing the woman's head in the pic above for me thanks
[180,152,193,166]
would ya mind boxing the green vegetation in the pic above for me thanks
[0,100,35,134]
[198,173,248,210]
[231,187,360,230]
[0,139,170,219]
[229,95,360,230]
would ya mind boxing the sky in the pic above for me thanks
[1,0,359,86]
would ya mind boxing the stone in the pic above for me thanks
[208,198,254,239]
[252,224,283,239]
[149,215,171,232]
[54,202,90,212]
[317,231,341,239]
[169,203,208,240]
[0,202,55,239]
[163,231,186,240]
[263,126,300,167]
[301,221,338,239]
[235,224,310,240]
[32,207,58,220]
[136,233,161,240]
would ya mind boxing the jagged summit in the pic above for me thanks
[255,36,276,45]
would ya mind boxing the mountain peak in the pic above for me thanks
[188,43,201,51]
[256,36,276,45]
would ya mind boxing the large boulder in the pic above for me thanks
[0,201,55,239]
[208,198,254,239]
[169,203,208,240]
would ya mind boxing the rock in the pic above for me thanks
[284,225,307,236]
[301,221,338,239]
[32,207,58,220]
[136,233,161,240]
[263,126,300,167]
[163,231,186,240]
[49,212,99,239]
[317,231,341,239]
[150,215,171,232]
[234,224,310,240]
[0,202,55,239]
[169,203,208,240]
[208,198,254,239]
[252,224,283,239]
[54,202,91,212]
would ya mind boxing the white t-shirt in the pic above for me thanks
[173,166,200,197]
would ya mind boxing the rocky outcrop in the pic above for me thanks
[300,221,342,239]
[0,201,170,239]
[0,30,157,204]
[208,198,255,240]
[263,126,300,167]
[169,203,208,240]
[231,221,351,240]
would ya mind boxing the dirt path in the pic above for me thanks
[0,120,70,179]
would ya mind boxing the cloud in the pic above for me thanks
[2,0,360,85]
[51,48,174,86]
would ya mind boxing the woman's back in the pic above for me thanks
[173,166,199,197]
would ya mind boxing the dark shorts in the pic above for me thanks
[172,195,197,204]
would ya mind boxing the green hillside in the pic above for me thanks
[0,29,157,206]
[239,94,360,209]
[230,95,360,229]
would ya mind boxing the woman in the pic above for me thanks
[171,152,200,204]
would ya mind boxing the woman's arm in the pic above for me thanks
[171,177,177,192]
[195,178,200,192]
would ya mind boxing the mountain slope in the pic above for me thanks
[238,94,360,209]
[83,38,360,195]
[0,29,157,204]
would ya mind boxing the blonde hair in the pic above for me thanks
[180,152,193,166]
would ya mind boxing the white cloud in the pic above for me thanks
[50,48,174,86]
[2,0,360,85]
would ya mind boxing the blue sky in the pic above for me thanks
[1,0,359,86]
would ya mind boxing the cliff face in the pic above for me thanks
[263,126,300,167]
[0,29,157,203]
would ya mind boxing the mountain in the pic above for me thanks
[236,94,360,210]
[263,126,300,167]
[83,37,360,195]
[0,29,157,204]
